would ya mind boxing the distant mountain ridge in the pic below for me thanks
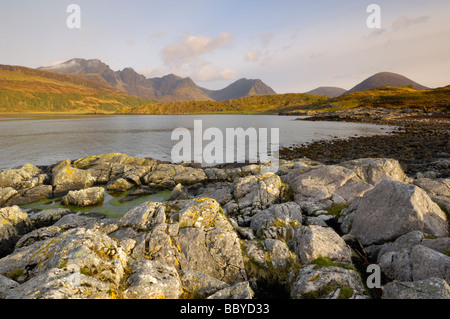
[0,64,149,113]
[38,58,276,102]
[305,87,347,98]
[346,72,428,94]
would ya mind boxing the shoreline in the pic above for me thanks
[280,107,450,179]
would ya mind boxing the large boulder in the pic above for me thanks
[0,187,19,207]
[123,260,182,299]
[339,158,411,185]
[52,165,96,197]
[284,165,373,211]
[116,198,247,286]
[0,227,127,288]
[61,187,105,207]
[291,225,352,265]
[290,265,368,299]
[350,180,448,246]
[0,206,33,257]
[0,164,47,190]
[143,164,207,188]
[382,278,450,299]
[250,202,302,241]
[229,173,284,224]
[12,185,53,205]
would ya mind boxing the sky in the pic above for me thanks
[0,0,449,93]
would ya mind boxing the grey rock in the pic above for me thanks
[106,178,134,192]
[14,226,62,249]
[0,206,33,257]
[5,267,112,299]
[52,165,96,197]
[339,158,411,185]
[13,185,53,205]
[123,260,182,299]
[0,164,45,190]
[285,165,373,208]
[410,245,450,283]
[28,208,73,228]
[195,183,233,205]
[350,180,448,246]
[61,187,105,207]
[143,164,206,188]
[180,269,229,298]
[291,265,367,299]
[0,274,20,298]
[413,178,450,197]
[0,187,19,207]
[292,225,352,264]
[250,202,302,241]
[0,227,127,286]
[382,277,450,299]
[118,202,166,231]
[207,281,254,299]
[175,227,246,285]
[166,183,189,201]
[233,173,282,214]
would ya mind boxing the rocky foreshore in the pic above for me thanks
[0,153,449,299]
[280,107,450,179]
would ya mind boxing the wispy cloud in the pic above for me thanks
[392,16,430,30]
[159,32,237,82]
[162,32,233,67]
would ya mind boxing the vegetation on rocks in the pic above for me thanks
[0,153,449,300]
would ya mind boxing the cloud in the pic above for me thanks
[392,16,430,30]
[194,63,238,82]
[245,50,261,62]
[162,32,232,67]
[259,33,274,49]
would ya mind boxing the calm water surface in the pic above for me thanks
[0,114,394,170]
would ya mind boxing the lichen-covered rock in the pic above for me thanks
[339,158,411,185]
[410,245,450,283]
[12,185,53,205]
[250,202,302,241]
[382,278,450,299]
[0,227,127,286]
[175,227,246,284]
[4,267,112,299]
[0,206,33,257]
[118,202,166,231]
[61,187,105,207]
[123,260,182,299]
[292,225,352,265]
[290,265,367,299]
[0,164,46,190]
[0,187,19,207]
[350,180,448,246]
[52,165,96,197]
[284,165,373,210]
[207,281,254,299]
[143,164,206,188]
[180,269,229,298]
[106,178,134,192]
[27,208,73,228]
[0,274,20,298]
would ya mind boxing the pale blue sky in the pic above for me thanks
[1,0,449,93]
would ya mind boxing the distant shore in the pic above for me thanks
[280,107,450,178]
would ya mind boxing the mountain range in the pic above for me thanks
[305,72,429,98]
[38,59,276,102]
[345,72,429,94]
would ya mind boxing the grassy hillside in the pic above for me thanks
[130,93,328,114]
[282,86,450,114]
[0,65,152,113]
